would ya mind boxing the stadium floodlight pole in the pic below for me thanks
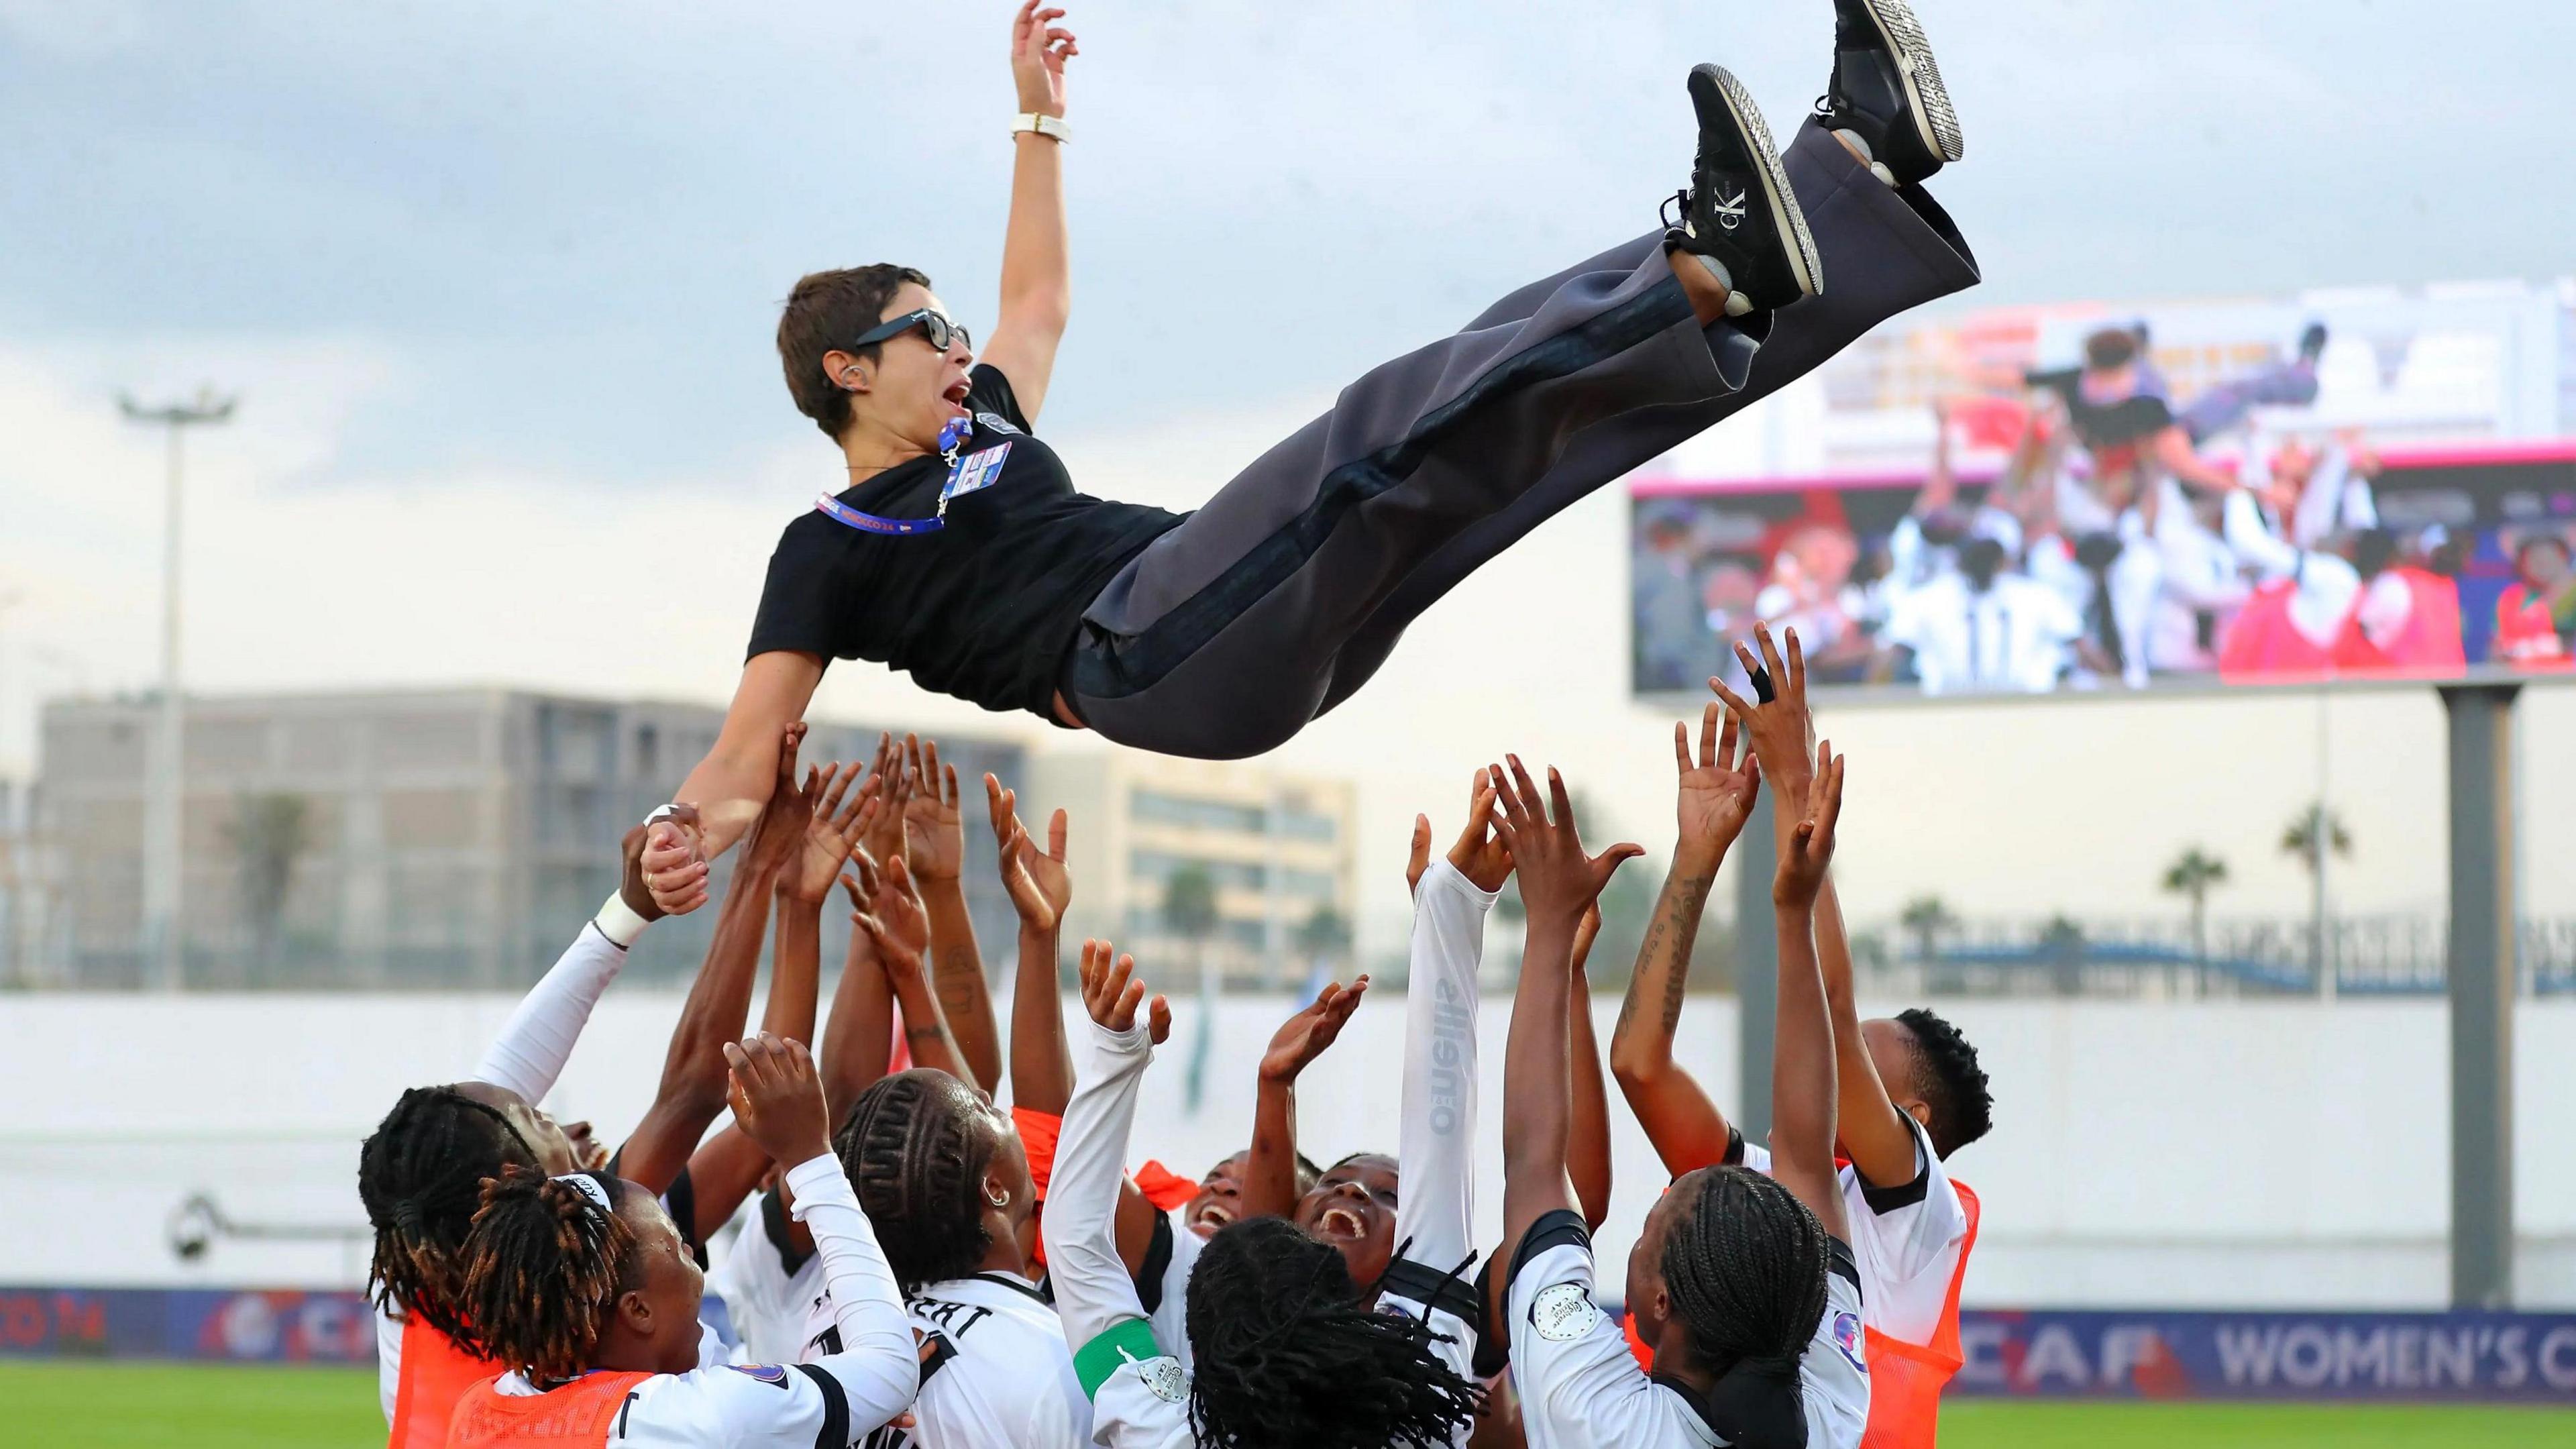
[119,387,235,992]
[2440,680,2520,1310]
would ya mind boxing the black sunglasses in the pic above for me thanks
[849,309,972,354]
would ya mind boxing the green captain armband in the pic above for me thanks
[1073,1317,1178,1401]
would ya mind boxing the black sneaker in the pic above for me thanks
[1664,63,1820,314]
[1817,0,1963,186]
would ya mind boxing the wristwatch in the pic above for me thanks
[1012,112,1071,144]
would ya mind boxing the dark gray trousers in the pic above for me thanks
[1065,119,1980,759]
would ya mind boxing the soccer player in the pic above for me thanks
[1044,942,1487,1449]
[1501,748,1868,1449]
[1618,624,1987,1448]
[443,1032,917,1446]
[360,727,817,1448]
[638,0,1980,907]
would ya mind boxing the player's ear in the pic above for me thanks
[614,1285,656,1338]
[822,348,871,394]
[1902,1098,1935,1135]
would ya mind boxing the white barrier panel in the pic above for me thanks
[2,991,2571,1307]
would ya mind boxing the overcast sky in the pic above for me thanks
[5,1,2573,940]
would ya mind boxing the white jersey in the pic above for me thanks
[801,1270,1089,1449]
[1737,1115,1969,1348]
[705,1187,827,1367]
[1507,1214,1868,1449]
[1883,572,2080,694]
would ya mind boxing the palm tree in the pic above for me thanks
[1899,895,1958,968]
[2280,803,2353,994]
[2037,914,2088,997]
[225,793,312,979]
[1163,864,1221,1112]
[2159,847,2231,975]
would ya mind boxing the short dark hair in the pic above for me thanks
[1183,1217,1483,1448]
[777,264,932,441]
[458,1167,639,1385]
[2083,327,2139,371]
[1896,1007,1994,1157]
[358,1085,539,1348]
[834,1069,1001,1293]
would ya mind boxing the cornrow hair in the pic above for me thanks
[358,1085,539,1347]
[1896,1007,1994,1158]
[1183,1217,1483,1449]
[833,1069,1001,1293]
[1662,1167,1828,1449]
[457,1167,638,1385]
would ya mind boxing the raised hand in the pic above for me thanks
[987,775,1073,933]
[1258,977,1370,1083]
[1407,770,1513,896]
[1674,702,1762,875]
[1078,938,1170,1043]
[741,723,815,875]
[784,762,875,905]
[1487,756,1644,930]
[1010,2,1078,118]
[618,824,671,924]
[900,735,965,884]
[723,1031,833,1171]
[858,732,910,867]
[641,805,708,916]
[1712,622,1818,794]
[852,855,934,987]
[1773,741,1847,910]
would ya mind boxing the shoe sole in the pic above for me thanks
[1857,0,1964,162]
[1701,64,1822,299]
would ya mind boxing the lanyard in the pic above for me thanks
[812,417,977,538]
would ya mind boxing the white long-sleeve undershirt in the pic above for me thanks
[1051,1016,1157,1353]
[1395,860,1495,1276]
[468,893,651,1103]
[779,1152,920,1432]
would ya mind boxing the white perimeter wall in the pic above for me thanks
[3,990,2570,1309]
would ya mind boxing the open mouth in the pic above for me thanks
[1191,1204,1234,1236]
[941,377,972,414]
[1316,1206,1367,1241]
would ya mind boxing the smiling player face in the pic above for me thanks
[1293,1152,1398,1288]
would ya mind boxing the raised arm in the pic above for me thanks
[469,826,664,1102]
[643,652,826,915]
[1493,757,1642,1270]
[1238,979,1369,1223]
[853,855,970,1083]
[989,775,1075,1115]
[1764,743,1849,1242]
[1565,905,1613,1232]
[976,2,1077,421]
[1397,773,1511,1270]
[820,854,899,1124]
[619,726,814,1194]
[1609,702,1761,1177]
[904,737,1002,1095]
[1726,623,1917,1189]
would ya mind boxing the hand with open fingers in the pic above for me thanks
[1772,741,1847,910]
[987,775,1072,932]
[859,732,910,867]
[1446,769,1516,892]
[853,856,932,984]
[1486,755,1644,930]
[1258,976,1371,1084]
[1674,701,1762,875]
[1711,622,1819,794]
[1010,1,1077,118]
[784,761,876,905]
[742,723,816,874]
[1077,939,1170,1042]
[618,825,672,924]
[900,736,965,883]
[641,805,708,916]
[724,1031,833,1169]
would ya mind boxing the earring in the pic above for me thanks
[985,1183,1010,1208]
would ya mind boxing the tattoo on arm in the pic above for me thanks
[1657,877,1711,1033]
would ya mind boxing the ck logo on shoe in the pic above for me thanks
[1713,187,1747,231]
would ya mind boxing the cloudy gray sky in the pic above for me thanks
[5,1,2572,938]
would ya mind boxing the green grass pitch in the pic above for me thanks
[1,1360,2567,1446]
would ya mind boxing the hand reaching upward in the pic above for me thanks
[1711,621,1819,795]
[723,1032,833,1172]
[783,761,875,906]
[851,855,934,987]
[740,722,815,877]
[858,732,910,869]
[1078,938,1170,1042]
[1257,976,1371,1085]
[1487,756,1643,930]
[987,773,1071,933]
[1674,702,1761,875]
[1407,769,1515,897]
[1010,3,1078,119]
[900,736,965,883]
[1772,741,1847,910]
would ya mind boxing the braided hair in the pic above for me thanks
[358,1085,538,1346]
[1896,1008,1994,1158]
[456,1167,637,1385]
[1662,1167,1829,1449]
[833,1069,1003,1293]
[1183,1217,1483,1449]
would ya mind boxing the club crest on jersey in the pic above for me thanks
[1833,1311,1866,1373]
[727,1363,792,1387]
[1529,1282,1601,1342]
[1136,1353,1187,1403]
[942,441,1013,502]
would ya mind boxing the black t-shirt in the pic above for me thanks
[746,366,1183,718]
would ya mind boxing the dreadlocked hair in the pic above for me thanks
[457,1166,638,1385]
[833,1069,1002,1293]
[1662,1167,1829,1449]
[358,1085,539,1347]
[1183,1217,1484,1449]
[1897,1007,1994,1157]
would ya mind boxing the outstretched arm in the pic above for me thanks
[904,737,1003,1096]
[1765,743,1849,1242]
[1565,906,1613,1232]
[644,653,824,914]
[1398,773,1510,1272]
[977,2,1077,421]
[1608,703,1760,1178]
[1053,944,1175,1403]
[619,725,814,1194]
[989,775,1076,1115]
[469,826,663,1102]
[1725,623,1917,1189]
[1238,978,1370,1223]
[854,855,969,1083]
